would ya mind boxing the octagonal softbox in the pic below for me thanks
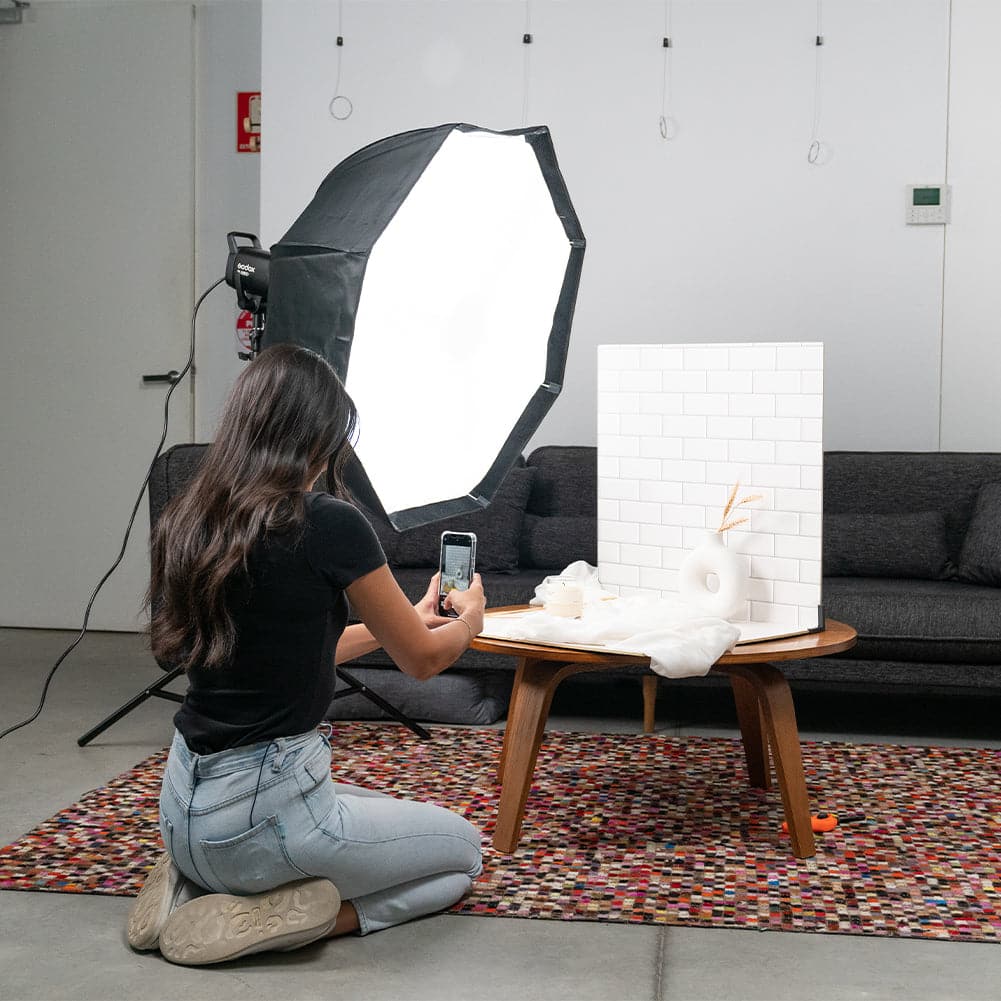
[264,123,585,530]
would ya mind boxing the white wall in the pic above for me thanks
[0,1,196,630]
[4,0,996,631]
[193,0,262,440]
[940,0,1001,449]
[1,0,260,630]
[259,0,998,453]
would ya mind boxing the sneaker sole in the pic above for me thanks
[126,853,182,951]
[159,878,340,966]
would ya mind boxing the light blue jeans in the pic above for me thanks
[159,729,483,935]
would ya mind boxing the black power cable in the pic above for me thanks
[0,276,227,743]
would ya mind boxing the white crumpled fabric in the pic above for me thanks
[497,562,740,679]
[529,559,618,607]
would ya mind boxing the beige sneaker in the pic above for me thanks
[159,878,341,966]
[126,853,201,951]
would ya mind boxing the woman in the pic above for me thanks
[127,344,486,966]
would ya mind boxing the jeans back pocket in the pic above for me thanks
[200,815,309,895]
[295,750,337,829]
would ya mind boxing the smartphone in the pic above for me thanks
[437,531,477,617]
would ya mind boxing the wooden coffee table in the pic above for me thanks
[471,610,856,859]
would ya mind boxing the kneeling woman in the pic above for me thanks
[128,344,485,965]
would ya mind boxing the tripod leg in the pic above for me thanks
[335,668,432,740]
[77,666,186,747]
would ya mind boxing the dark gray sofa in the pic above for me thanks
[149,445,1001,724]
[337,448,1001,715]
[783,451,1001,691]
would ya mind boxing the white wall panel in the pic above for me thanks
[597,342,824,634]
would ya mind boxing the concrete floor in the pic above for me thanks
[1,627,999,1001]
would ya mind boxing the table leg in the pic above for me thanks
[492,658,562,854]
[642,675,657,734]
[497,657,529,786]
[728,673,771,789]
[722,663,816,859]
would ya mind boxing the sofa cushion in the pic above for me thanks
[821,577,1001,664]
[824,451,1001,563]
[387,467,536,572]
[780,658,1001,689]
[149,443,209,528]
[823,512,949,579]
[328,666,512,725]
[520,514,597,570]
[957,482,1001,586]
[525,446,597,517]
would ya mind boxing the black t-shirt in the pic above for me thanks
[173,493,387,754]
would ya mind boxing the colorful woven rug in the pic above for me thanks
[1,723,999,942]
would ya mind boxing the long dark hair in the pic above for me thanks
[149,343,357,670]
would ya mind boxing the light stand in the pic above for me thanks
[77,232,431,744]
[76,122,584,745]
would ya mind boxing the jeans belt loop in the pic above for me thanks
[271,736,288,773]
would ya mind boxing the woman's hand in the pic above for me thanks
[442,573,486,636]
[347,566,485,680]
[414,573,453,629]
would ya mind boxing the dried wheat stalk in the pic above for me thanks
[716,482,763,533]
[718,516,750,533]
[721,482,740,522]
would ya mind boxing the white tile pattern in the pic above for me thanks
[597,343,824,633]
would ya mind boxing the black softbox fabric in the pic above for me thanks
[264,123,584,530]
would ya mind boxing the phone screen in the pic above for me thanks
[438,532,475,616]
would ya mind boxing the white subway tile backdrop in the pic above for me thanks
[597,343,824,634]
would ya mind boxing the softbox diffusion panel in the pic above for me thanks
[265,123,584,530]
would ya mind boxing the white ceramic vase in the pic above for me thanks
[678,531,748,620]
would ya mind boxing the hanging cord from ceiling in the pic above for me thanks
[659,0,678,140]
[808,0,825,163]
[329,0,353,121]
[521,0,533,127]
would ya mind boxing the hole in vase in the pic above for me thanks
[704,572,720,594]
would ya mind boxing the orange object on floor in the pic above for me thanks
[781,812,866,834]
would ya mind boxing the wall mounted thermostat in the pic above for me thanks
[906,184,951,225]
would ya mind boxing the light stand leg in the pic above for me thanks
[333,667,432,740]
[78,664,433,746]
[77,666,186,747]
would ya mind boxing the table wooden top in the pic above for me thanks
[471,606,857,667]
